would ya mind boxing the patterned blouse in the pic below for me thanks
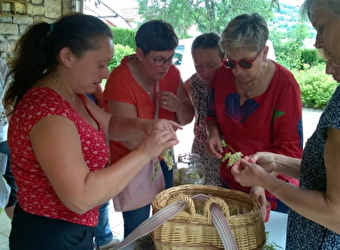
[286,85,340,249]
[8,87,109,227]
[186,73,221,186]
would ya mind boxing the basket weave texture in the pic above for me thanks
[151,184,266,250]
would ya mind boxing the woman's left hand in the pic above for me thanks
[250,186,267,207]
[158,90,182,113]
[250,186,268,221]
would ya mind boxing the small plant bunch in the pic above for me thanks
[151,149,174,181]
[220,139,243,167]
[161,149,174,170]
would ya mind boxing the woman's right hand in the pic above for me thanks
[249,152,277,174]
[205,135,223,159]
[145,119,182,136]
[137,128,179,159]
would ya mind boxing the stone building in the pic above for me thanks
[0,0,82,60]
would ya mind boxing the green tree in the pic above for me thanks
[108,44,135,72]
[269,20,310,69]
[137,0,274,38]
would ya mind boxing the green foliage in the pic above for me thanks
[111,27,137,50]
[108,44,135,72]
[137,0,273,38]
[264,232,283,249]
[292,63,338,109]
[299,49,323,69]
[269,21,309,69]
[137,0,194,38]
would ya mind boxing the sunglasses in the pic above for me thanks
[223,48,263,70]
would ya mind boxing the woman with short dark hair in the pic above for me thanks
[103,19,194,238]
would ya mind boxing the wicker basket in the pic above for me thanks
[151,184,265,250]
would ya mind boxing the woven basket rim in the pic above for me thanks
[152,184,261,212]
[151,184,266,250]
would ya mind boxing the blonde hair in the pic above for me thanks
[219,13,268,53]
[301,0,340,20]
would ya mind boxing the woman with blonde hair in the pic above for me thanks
[205,13,303,215]
[232,1,340,249]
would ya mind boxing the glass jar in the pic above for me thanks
[173,153,205,185]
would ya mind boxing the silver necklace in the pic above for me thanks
[244,62,268,98]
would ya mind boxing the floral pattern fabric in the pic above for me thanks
[187,73,221,186]
[286,85,340,249]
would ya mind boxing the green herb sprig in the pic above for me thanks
[220,140,243,167]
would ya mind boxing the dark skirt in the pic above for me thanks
[10,204,96,250]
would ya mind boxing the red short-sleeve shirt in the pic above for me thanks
[103,55,180,163]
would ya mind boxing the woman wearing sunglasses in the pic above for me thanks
[205,13,303,215]
[231,1,340,248]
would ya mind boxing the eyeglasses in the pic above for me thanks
[223,48,263,70]
[151,56,173,66]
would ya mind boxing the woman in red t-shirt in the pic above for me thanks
[206,13,303,214]
[103,20,194,238]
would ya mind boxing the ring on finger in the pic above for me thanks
[163,101,167,105]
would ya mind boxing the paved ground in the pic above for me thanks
[301,107,323,146]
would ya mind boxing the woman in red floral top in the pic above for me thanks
[4,13,179,250]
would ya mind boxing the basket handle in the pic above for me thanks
[166,193,231,221]
[112,193,238,250]
[166,193,197,220]
[112,199,187,250]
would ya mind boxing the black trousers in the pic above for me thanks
[10,204,96,250]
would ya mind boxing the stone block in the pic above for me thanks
[0,23,18,35]
[45,0,62,19]
[13,16,33,24]
[27,4,44,16]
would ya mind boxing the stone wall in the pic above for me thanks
[0,0,82,60]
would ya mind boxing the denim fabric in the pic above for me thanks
[122,203,151,238]
[95,201,113,246]
[0,140,17,207]
[122,159,174,237]
[160,158,173,189]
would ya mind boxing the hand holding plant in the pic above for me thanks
[220,140,243,167]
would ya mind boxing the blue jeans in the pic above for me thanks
[122,159,173,237]
[95,202,113,247]
[0,140,17,207]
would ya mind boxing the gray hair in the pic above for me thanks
[219,13,268,53]
[301,0,340,20]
